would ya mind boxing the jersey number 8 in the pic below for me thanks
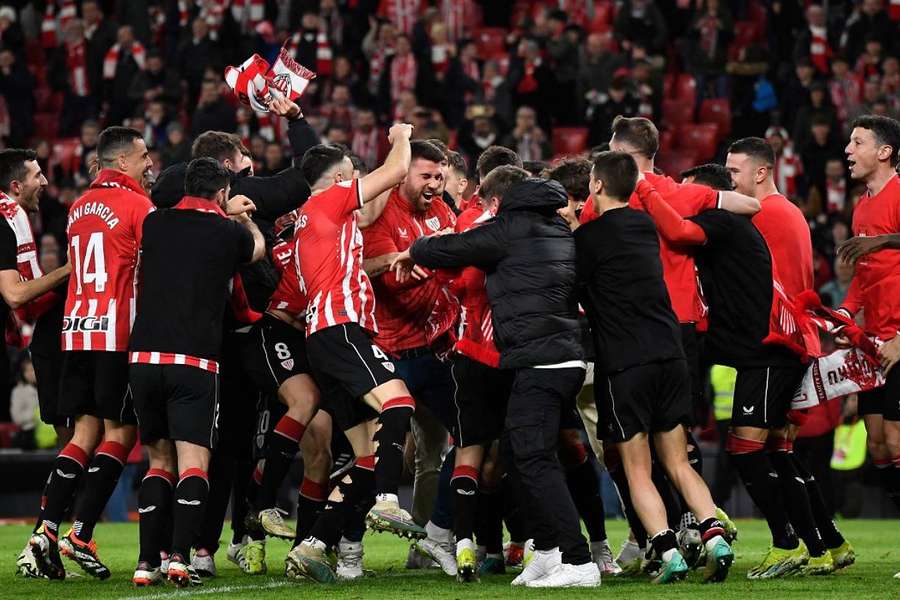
[71,232,108,293]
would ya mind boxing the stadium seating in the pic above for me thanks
[662,98,695,129]
[656,150,700,178]
[552,126,589,156]
[475,27,508,59]
[673,73,697,106]
[33,113,58,141]
[675,122,720,162]
[699,98,732,140]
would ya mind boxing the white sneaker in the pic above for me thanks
[191,550,216,577]
[16,541,43,578]
[591,540,622,576]
[511,547,561,586]
[414,537,458,576]
[336,538,364,580]
[526,562,601,588]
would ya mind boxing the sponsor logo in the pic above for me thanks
[176,499,202,506]
[138,506,156,514]
[456,489,476,496]
[56,469,76,479]
[281,358,295,370]
[88,467,100,473]
[425,217,440,232]
[62,315,110,333]
[398,227,409,238]
[741,405,755,416]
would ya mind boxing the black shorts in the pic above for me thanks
[244,313,311,395]
[307,323,397,429]
[130,363,220,449]
[31,350,70,428]
[858,364,900,421]
[449,354,513,447]
[595,359,692,443]
[58,351,135,423]
[732,366,805,429]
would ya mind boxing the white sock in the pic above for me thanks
[425,521,453,544]
[375,492,399,504]
[457,538,475,554]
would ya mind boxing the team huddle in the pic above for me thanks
[8,101,900,589]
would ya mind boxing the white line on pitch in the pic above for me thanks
[117,579,292,600]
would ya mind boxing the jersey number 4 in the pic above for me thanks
[71,232,109,293]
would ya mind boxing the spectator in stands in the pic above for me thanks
[546,10,579,125]
[456,107,500,169]
[178,17,218,105]
[104,25,147,125]
[726,44,772,139]
[350,107,389,171]
[362,17,398,98]
[819,257,853,309]
[613,0,667,56]
[50,20,97,136]
[326,54,367,107]
[477,59,514,127]
[10,356,38,450]
[441,38,480,128]
[842,0,895,63]
[793,82,840,149]
[0,6,24,59]
[500,105,551,162]
[687,0,734,107]
[380,33,417,117]
[191,79,237,137]
[855,35,886,79]
[258,142,289,177]
[127,49,182,110]
[82,0,117,100]
[585,75,639,147]
[829,55,863,125]
[793,3,838,77]
[409,106,449,142]
[577,32,625,118]
[161,122,191,169]
[144,101,171,150]
[780,57,817,132]
[848,77,886,122]
[508,38,555,131]
[800,114,844,197]
[0,48,33,147]
[320,82,356,133]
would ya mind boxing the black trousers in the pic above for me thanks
[501,366,591,565]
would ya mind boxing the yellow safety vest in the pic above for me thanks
[710,365,737,421]
[34,407,57,449]
[830,420,867,471]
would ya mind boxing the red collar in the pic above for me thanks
[90,169,147,197]
[173,195,227,217]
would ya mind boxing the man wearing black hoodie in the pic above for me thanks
[391,167,600,588]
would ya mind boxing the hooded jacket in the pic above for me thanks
[410,178,584,369]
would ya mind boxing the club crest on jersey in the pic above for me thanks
[425,217,441,232]
[382,361,395,373]
[62,315,110,332]
[281,358,295,370]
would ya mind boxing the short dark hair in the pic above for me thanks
[851,115,900,166]
[447,151,467,176]
[0,149,37,192]
[300,144,350,185]
[97,127,143,167]
[728,137,775,167]
[350,154,369,176]
[476,146,523,180]
[546,159,592,201]
[523,160,549,177]
[611,116,659,158]
[591,151,639,200]
[479,165,530,202]
[185,157,230,199]
[680,163,733,191]
[192,131,243,163]
[426,138,449,158]
[410,140,446,164]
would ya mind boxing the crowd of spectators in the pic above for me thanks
[0,0,896,432]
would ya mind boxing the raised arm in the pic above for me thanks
[719,190,761,215]
[634,180,707,245]
[0,265,70,310]
[360,124,413,204]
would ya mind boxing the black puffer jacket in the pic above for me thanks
[410,178,584,369]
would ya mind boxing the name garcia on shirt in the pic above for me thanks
[67,202,121,230]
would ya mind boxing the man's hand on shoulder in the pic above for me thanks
[226,194,256,216]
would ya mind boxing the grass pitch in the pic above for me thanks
[1,519,897,599]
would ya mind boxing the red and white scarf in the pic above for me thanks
[67,39,90,96]
[40,0,77,49]
[316,31,333,77]
[231,0,265,30]
[379,0,420,35]
[809,25,832,74]
[826,177,847,214]
[352,128,380,170]
[103,41,147,80]
[440,0,476,41]
[225,48,316,112]
[390,53,416,102]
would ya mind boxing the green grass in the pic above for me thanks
[0,519,897,599]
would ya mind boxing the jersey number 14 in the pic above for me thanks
[71,232,109,293]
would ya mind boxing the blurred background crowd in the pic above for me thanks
[0,0,896,519]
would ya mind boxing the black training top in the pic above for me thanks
[130,204,254,361]
[689,209,800,368]
[0,220,16,329]
[575,206,684,374]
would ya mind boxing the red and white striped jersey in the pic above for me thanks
[62,169,154,352]
[268,231,307,318]
[295,179,376,336]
